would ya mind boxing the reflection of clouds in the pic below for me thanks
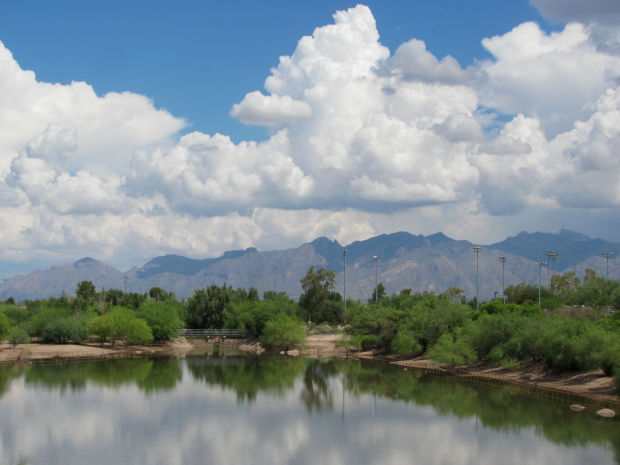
[0,362,616,465]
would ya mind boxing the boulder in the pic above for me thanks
[596,408,616,418]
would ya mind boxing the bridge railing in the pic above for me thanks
[180,329,251,338]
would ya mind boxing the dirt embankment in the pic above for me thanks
[304,334,620,406]
[2,335,619,406]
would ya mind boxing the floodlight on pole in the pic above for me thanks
[498,256,506,304]
[373,256,379,304]
[603,252,613,281]
[544,251,557,288]
[473,246,481,310]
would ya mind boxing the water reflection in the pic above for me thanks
[0,357,617,465]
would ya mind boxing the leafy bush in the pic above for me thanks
[260,315,306,350]
[41,318,88,344]
[87,307,153,345]
[137,301,183,342]
[0,312,10,341]
[390,329,421,355]
[225,296,301,337]
[428,331,476,366]
[8,327,30,347]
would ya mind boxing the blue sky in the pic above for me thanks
[0,0,552,142]
[0,0,620,277]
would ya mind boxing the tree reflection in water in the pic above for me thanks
[0,355,618,461]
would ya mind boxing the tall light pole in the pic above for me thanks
[538,261,546,307]
[343,250,347,324]
[473,246,481,310]
[498,256,506,304]
[544,251,558,288]
[603,252,613,280]
[373,255,379,304]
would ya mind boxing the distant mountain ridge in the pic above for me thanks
[1,229,618,301]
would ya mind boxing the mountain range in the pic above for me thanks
[1,229,618,302]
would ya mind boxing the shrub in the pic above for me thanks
[260,315,306,350]
[137,301,183,342]
[87,308,153,345]
[0,312,10,341]
[8,327,30,347]
[428,331,476,366]
[41,318,88,344]
[390,329,421,355]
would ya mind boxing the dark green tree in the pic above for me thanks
[76,281,96,302]
[370,283,387,303]
[299,266,341,324]
[186,285,234,329]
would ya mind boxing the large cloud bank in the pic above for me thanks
[1,4,620,271]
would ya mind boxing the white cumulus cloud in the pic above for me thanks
[1,4,620,275]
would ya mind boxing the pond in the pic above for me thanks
[0,356,618,465]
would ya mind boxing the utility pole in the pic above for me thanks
[343,250,347,324]
[603,252,613,280]
[498,256,506,304]
[538,261,546,307]
[473,246,481,310]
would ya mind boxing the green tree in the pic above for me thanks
[137,300,183,342]
[186,285,235,329]
[0,312,10,341]
[370,282,386,303]
[260,314,306,350]
[40,318,88,344]
[551,271,581,298]
[87,307,153,345]
[148,287,173,302]
[225,294,301,337]
[8,327,30,347]
[299,266,339,324]
[76,281,96,302]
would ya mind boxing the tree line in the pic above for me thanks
[2,266,620,394]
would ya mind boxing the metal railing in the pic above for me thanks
[180,329,251,338]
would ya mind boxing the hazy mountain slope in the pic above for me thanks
[490,229,620,269]
[0,258,125,301]
[1,230,618,301]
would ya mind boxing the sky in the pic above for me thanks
[1,0,620,277]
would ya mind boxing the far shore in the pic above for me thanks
[2,334,619,407]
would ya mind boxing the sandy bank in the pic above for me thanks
[2,335,618,406]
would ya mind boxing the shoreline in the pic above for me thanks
[2,336,619,407]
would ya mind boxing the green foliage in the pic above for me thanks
[186,285,243,329]
[8,327,30,347]
[87,307,153,345]
[299,266,341,324]
[148,287,174,302]
[76,280,96,302]
[370,282,386,303]
[260,314,306,350]
[137,300,183,341]
[0,304,28,326]
[390,329,421,355]
[41,318,88,344]
[225,294,301,337]
[428,330,476,366]
[0,312,10,341]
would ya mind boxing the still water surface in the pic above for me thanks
[0,356,618,465]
